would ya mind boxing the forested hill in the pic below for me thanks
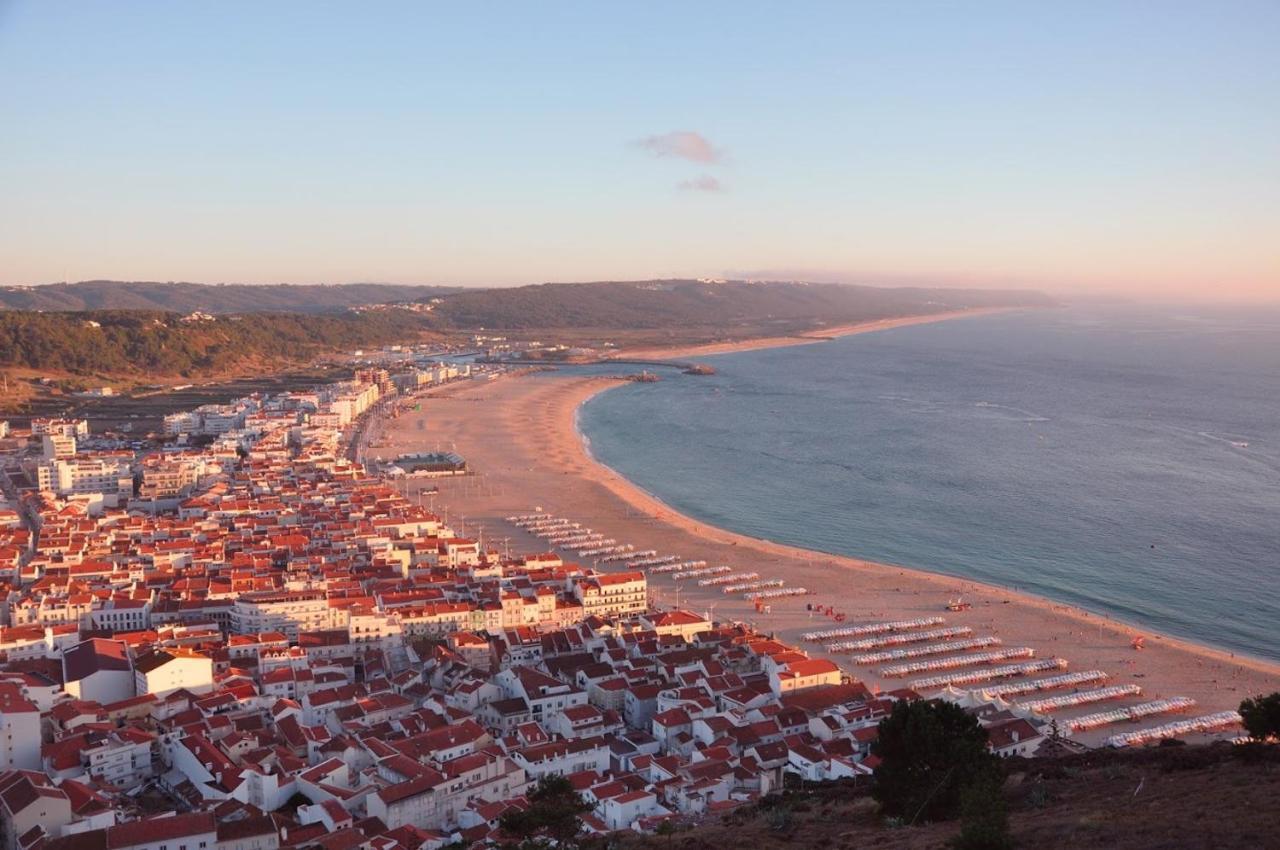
[0,310,427,377]
[0,280,459,313]
[427,279,1055,330]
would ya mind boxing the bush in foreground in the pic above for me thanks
[1239,692,1280,742]
[952,773,1014,850]
[871,699,1003,823]
[498,775,592,848]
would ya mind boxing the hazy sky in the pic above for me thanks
[2,2,1277,300]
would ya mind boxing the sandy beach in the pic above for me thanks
[612,307,1021,360]
[386,315,1280,746]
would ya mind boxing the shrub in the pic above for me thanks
[871,699,1003,823]
[952,774,1013,850]
[1239,692,1280,742]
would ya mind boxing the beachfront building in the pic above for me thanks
[642,610,713,640]
[768,658,843,695]
[572,571,647,618]
[322,380,380,425]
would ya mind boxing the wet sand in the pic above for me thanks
[389,326,1280,746]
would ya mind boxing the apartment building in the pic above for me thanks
[230,590,334,640]
[30,418,89,438]
[573,571,647,618]
[36,455,134,504]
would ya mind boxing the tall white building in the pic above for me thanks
[0,684,40,770]
[41,434,77,459]
[36,455,134,504]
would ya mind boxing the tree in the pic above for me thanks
[871,699,1003,823]
[284,791,311,809]
[952,773,1013,850]
[1239,692,1280,742]
[498,775,593,848]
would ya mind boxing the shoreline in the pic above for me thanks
[584,306,1277,669]
[610,306,1022,360]
[397,319,1280,744]
[570,376,1279,673]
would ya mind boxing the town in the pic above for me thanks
[0,362,1250,850]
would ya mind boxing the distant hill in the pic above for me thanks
[0,279,1054,326]
[426,279,1055,331]
[0,279,1055,384]
[0,309,428,378]
[0,280,460,313]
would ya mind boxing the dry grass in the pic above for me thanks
[616,744,1280,850]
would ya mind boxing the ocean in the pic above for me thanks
[577,305,1280,662]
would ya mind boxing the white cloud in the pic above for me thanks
[636,131,723,164]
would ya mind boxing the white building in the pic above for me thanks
[0,684,41,770]
[30,418,89,438]
[37,455,134,505]
[41,434,77,459]
[230,590,334,640]
[62,639,135,704]
[89,599,151,633]
[0,771,72,850]
[572,571,647,618]
[767,658,843,695]
[133,649,215,698]
[82,728,156,789]
[602,789,666,831]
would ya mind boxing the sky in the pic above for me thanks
[1,1,1277,301]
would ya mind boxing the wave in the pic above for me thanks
[973,401,1051,422]
[1195,431,1252,449]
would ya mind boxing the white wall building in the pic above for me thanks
[134,649,215,698]
[0,685,41,770]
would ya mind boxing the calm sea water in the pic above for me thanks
[578,305,1280,662]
